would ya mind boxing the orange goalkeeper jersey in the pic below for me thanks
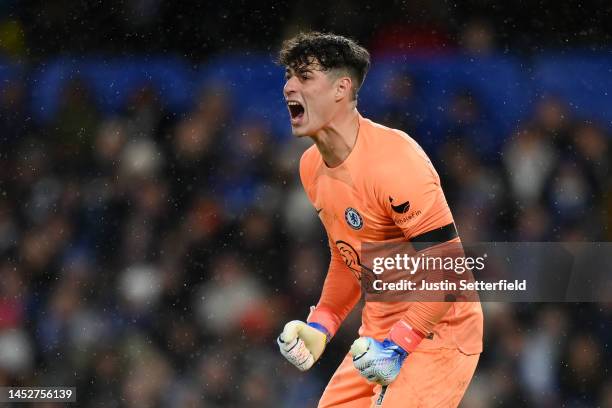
[301,114,483,355]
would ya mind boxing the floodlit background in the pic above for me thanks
[1,1,611,407]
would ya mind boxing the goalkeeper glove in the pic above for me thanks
[277,321,329,371]
[350,321,426,385]
[350,337,408,385]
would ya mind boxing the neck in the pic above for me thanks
[311,107,360,168]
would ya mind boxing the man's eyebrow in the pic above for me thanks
[295,66,314,74]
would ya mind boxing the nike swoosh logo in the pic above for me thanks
[316,208,323,214]
[389,196,410,214]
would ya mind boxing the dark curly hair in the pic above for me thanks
[278,32,371,100]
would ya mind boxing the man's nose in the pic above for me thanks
[283,76,298,98]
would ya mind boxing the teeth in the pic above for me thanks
[287,101,301,106]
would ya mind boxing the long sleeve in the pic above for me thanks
[307,238,361,337]
[374,133,457,349]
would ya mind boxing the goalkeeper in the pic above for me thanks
[276,32,483,407]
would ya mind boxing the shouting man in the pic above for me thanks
[277,32,483,408]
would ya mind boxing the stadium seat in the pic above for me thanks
[533,52,612,126]
[196,54,290,140]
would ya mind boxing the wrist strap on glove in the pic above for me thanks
[307,322,331,344]
[388,320,425,353]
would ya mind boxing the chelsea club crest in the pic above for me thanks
[345,207,363,230]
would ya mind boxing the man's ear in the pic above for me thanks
[335,76,353,102]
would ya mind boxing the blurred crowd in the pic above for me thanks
[0,1,611,407]
[2,1,612,61]
[0,61,610,407]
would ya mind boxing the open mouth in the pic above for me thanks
[287,101,305,122]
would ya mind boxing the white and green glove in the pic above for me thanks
[277,320,330,371]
